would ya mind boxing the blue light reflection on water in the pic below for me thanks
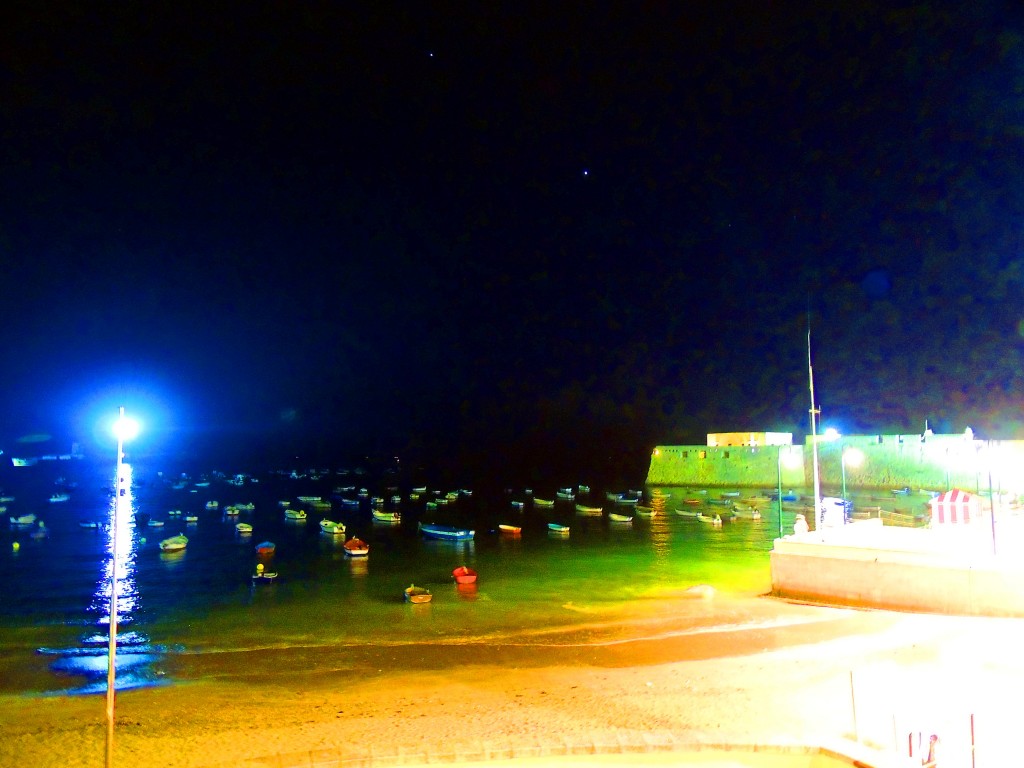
[0,458,786,692]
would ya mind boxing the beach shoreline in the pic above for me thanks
[3,592,1017,768]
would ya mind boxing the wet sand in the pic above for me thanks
[1,593,1019,768]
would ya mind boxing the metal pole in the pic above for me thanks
[777,448,784,538]
[807,328,822,535]
[106,406,124,768]
[841,447,847,506]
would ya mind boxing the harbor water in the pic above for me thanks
[0,456,795,695]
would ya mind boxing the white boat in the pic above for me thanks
[371,509,400,523]
[235,522,253,533]
[205,500,219,510]
[284,508,307,520]
[223,506,240,516]
[297,495,321,502]
[10,513,37,526]
[319,519,345,535]
[49,493,70,503]
[147,519,165,527]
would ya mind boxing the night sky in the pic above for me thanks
[3,3,1024,478]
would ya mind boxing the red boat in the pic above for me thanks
[452,565,478,585]
[343,537,370,557]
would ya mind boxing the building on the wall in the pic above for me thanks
[647,429,1024,496]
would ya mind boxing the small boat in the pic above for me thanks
[252,563,278,583]
[49,493,70,503]
[575,504,603,516]
[635,505,656,517]
[547,523,570,534]
[418,523,474,541]
[297,495,321,502]
[510,500,525,511]
[340,499,360,509]
[10,513,37,526]
[608,513,633,523]
[205,500,219,510]
[79,520,101,529]
[343,537,370,557]
[223,506,240,516]
[235,502,255,511]
[404,584,432,603]
[452,565,477,584]
[533,497,555,507]
[371,509,400,523]
[147,519,165,527]
[284,508,307,520]
[319,519,346,535]
[159,534,188,552]
[235,522,253,533]
[255,541,276,554]
[556,490,575,500]
[184,514,199,523]
[167,509,182,516]
[498,524,521,535]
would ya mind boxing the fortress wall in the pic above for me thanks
[647,436,1024,495]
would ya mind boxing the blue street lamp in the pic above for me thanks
[107,407,139,768]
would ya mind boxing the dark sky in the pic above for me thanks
[3,2,1024,474]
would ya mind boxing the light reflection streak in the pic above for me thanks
[91,462,139,623]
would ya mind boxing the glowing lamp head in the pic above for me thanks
[823,427,841,441]
[842,447,865,468]
[113,412,140,443]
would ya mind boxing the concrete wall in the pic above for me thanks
[770,520,1024,617]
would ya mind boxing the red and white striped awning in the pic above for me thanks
[929,488,979,525]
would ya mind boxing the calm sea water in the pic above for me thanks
[0,456,793,694]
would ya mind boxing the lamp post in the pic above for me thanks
[841,446,864,514]
[107,407,138,768]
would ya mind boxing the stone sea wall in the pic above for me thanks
[647,434,1024,494]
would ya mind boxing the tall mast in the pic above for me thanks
[808,325,822,530]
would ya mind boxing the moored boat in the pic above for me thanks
[252,563,278,583]
[147,519,165,527]
[418,522,474,541]
[10,513,37,526]
[533,497,555,507]
[236,522,253,533]
[284,508,307,520]
[547,522,570,534]
[404,584,432,603]
[452,565,477,584]
[574,504,603,516]
[498,523,521,535]
[159,533,188,552]
[343,536,370,557]
[319,519,346,535]
[608,512,633,523]
[255,540,276,554]
[371,509,400,523]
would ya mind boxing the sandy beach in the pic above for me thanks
[2,592,1020,768]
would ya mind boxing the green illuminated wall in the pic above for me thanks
[647,435,1024,494]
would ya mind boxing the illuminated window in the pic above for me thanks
[699,450,707,460]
